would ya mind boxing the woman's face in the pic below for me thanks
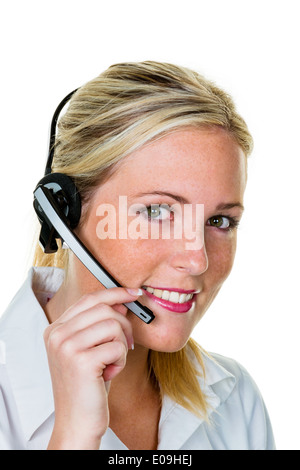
[75,127,247,352]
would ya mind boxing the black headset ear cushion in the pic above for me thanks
[36,173,81,228]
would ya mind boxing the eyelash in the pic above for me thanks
[137,204,174,222]
[139,204,240,231]
[207,215,240,232]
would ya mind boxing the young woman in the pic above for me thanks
[0,61,275,450]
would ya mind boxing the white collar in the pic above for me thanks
[0,267,64,441]
[0,267,236,445]
[156,352,236,449]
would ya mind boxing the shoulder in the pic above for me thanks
[203,351,276,450]
[208,352,263,401]
[208,352,257,386]
[187,344,264,408]
[205,351,265,410]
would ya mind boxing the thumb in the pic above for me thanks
[112,303,128,316]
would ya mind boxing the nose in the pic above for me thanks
[169,242,209,276]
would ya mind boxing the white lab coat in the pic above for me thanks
[0,267,275,450]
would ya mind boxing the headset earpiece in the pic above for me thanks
[33,173,81,253]
[35,173,81,227]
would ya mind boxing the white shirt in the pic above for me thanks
[0,267,275,450]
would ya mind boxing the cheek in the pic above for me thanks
[80,213,165,287]
[95,239,147,281]
[206,234,237,288]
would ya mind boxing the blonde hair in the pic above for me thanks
[33,61,253,419]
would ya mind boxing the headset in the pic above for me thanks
[33,90,155,324]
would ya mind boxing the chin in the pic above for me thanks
[132,318,192,353]
[152,343,189,354]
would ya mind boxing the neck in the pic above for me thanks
[110,343,151,395]
[108,345,161,451]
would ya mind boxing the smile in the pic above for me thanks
[142,286,195,303]
[142,286,199,313]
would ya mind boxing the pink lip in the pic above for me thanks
[142,288,198,313]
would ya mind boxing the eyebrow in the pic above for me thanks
[133,191,244,211]
[133,191,189,205]
[216,202,245,212]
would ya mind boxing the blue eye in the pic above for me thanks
[137,204,174,221]
[146,204,173,221]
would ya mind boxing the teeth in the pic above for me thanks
[143,287,194,304]
[169,291,179,303]
[153,289,163,298]
[162,290,170,300]
[179,293,189,303]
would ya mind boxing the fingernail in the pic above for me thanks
[126,288,143,296]
[128,335,135,351]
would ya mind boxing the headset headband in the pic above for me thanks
[45,89,78,176]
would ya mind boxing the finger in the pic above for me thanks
[46,304,134,350]
[62,318,129,354]
[85,340,128,382]
[60,287,143,322]
[111,303,128,316]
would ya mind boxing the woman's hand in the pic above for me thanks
[43,287,140,450]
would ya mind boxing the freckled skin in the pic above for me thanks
[66,127,247,353]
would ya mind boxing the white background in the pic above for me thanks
[0,0,299,450]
